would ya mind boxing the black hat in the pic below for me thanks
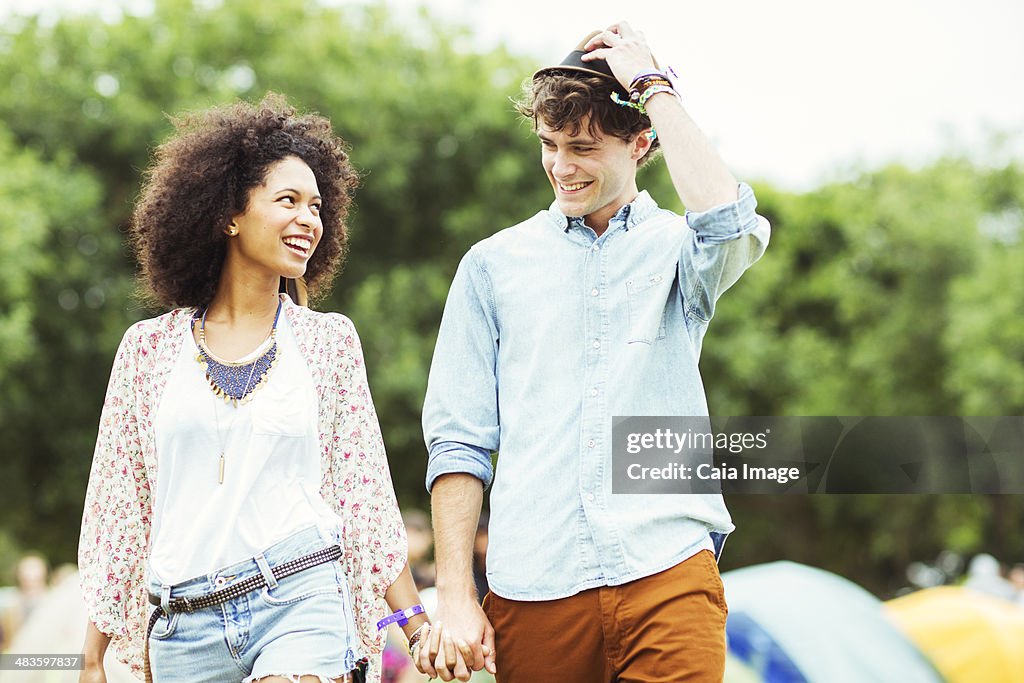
[532,31,629,97]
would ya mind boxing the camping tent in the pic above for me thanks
[885,586,1024,683]
[723,561,943,683]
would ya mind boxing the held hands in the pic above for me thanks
[411,622,473,681]
[412,597,495,681]
[411,621,493,682]
[580,21,659,92]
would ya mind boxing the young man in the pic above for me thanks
[420,23,770,682]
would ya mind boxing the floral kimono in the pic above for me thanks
[79,297,407,683]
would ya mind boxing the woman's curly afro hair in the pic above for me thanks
[131,92,358,309]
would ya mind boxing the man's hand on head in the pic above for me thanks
[580,21,659,91]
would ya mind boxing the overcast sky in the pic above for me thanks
[9,0,1024,189]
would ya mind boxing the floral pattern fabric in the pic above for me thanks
[79,297,407,682]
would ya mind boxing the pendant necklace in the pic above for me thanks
[212,392,230,484]
[193,299,283,483]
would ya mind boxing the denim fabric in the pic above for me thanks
[147,525,361,683]
[423,184,769,601]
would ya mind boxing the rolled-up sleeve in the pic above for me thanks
[684,182,765,242]
[426,441,494,490]
[680,182,770,323]
[423,248,500,492]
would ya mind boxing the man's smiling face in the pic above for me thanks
[539,115,646,232]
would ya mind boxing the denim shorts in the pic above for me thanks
[147,525,362,683]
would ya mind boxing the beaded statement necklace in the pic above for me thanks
[193,299,283,407]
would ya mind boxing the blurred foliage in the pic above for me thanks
[0,0,1021,595]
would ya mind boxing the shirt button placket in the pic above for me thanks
[582,237,604,529]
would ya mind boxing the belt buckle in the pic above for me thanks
[179,596,195,613]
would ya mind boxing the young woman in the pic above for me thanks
[78,95,462,683]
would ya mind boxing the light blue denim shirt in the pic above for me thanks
[423,183,770,600]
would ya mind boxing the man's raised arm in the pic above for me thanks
[582,21,739,211]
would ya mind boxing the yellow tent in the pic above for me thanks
[885,586,1024,683]
[724,653,763,683]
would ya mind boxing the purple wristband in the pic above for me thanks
[376,604,426,630]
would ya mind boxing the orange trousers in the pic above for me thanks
[483,549,727,683]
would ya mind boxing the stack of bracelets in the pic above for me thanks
[611,69,680,116]
[406,622,429,658]
[376,604,430,658]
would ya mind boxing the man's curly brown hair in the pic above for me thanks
[131,92,358,309]
[514,73,660,166]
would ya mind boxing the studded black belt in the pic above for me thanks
[146,543,342,613]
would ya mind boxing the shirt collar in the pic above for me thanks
[546,190,659,233]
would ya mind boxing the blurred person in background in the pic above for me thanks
[0,553,49,651]
[15,554,49,620]
[423,21,769,683]
[964,553,1017,602]
[77,94,451,683]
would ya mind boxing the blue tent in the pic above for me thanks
[723,562,944,683]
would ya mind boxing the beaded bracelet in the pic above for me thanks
[407,622,430,657]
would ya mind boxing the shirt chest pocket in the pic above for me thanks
[250,384,313,437]
[626,273,670,344]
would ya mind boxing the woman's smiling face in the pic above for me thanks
[227,155,324,281]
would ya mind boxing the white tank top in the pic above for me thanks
[149,312,342,584]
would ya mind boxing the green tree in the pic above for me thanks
[704,159,1024,593]
[0,1,1021,595]
[944,162,1024,414]
[0,123,115,566]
